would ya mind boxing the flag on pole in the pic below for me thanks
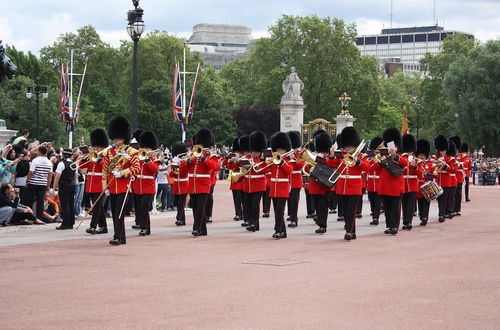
[186,63,201,125]
[172,61,184,123]
[59,64,71,124]
[401,106,409,135]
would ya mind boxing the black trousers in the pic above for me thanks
[191,193,208,234]
[401,192,417,225]
[446,186,457,216]
[89,192,107,229]
[329,191,338,210]
[464,177,470,200]
[455,183,463,212]
[417,197,430,220]
[246,191,263,229]
[337,194,345,218]
[342,194,359,233]
[26,184,46,220]
[242,192,249,222]
[110,193,128,243]
[381,195,401,229]
[133,193,140,225]
[136,194,154,232]
[206,185,215,220]
[59,186,76,228]
[272,197,287,233]
[288,188,300,222]
[176,194,187,222]
[232,190,243,218]
[312,193,329,228]
[368,192,381,220]
[305,189,315,216]
[262,187,271,214]
[437,187,450,218]
[356,188,366,215]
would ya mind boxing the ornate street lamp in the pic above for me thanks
[127,0,145,129]
[26,78,48,139]
[339,92,352,116]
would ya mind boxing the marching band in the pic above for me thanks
[74,115,474,245]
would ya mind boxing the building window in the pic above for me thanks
[402,34,414,43]
[377,36,389,44]
[428,33,440,41]
[415,34,426,42]
[390,35,401,43]
[356,38,364,45]
[365,37,376,45]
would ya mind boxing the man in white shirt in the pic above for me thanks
[25,146,53,220]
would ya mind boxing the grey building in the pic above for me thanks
[356,25,474,75]
[187,23,252,70]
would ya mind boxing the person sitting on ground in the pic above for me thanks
[41,190,61,223]
[0,183,44,226]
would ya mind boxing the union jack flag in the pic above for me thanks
[172,61,184,123]
[59,64,74,131]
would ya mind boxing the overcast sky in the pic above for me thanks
[1,0,499,54]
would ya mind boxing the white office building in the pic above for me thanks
[356,26,474,75]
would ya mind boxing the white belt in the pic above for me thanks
[339,175,362,179]
[368,175,379,179]
[189,174,211,178]
[404,175,417,179]
[450,174,456,177]
[271,178,289,182]
[136,175,154,179]
[87,172,102,177]
[292,171,302,174]
[245,175,265,179]
[174,178,188,182]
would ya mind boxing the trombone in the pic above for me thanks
[70,150,102,170]
[137,148,162,161]
[189,144,211,158]
[343,139,366,167]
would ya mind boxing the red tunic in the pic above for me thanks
[242,156,267,193]
[454,153,465,184]
[225,159,243,191]
[260,159,293,198]
[132,158,159,195]
[402,154,422,194]
[181,156,219,194]
[331,154,370,196]
[169,164,189,195]
[416,160,434,199]
[289,154,305,190]
[211,157,221,186]
[367,159,380,193]
[80,159,104,194]
[101,145,140,194]
[462,156,472,178]
[373,153,409,196]
[308,154,332,195]
[433,154,456,188]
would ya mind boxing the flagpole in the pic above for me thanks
[182,48,187,142]
[74,63,87,122]
[69,49,74,148]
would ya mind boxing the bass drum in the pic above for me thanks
[420,181,443,201]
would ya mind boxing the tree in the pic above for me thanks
[444,40,500,155]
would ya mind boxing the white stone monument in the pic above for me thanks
[0,120,17,149]
[280,67,305,132]
[334,92,356,135]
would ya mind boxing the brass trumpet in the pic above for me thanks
[137,148,162,161]
[343,140,366,167]
[190,144,211,158]
[267,150,295,165]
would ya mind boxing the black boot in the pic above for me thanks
[86,228,96,234]
[288,221,297,228]
[370,219,379,225]
[139,229,147,236]
[95,227,108,234]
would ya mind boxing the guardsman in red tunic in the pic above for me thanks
[415,139,433,226]
[101,115,140,246]
[267,132,293,239]
[372,128,409,235]
[286,131,304,228]
[401,134,422,230]
[331,127,370,240]
[303,163,315,218]
[460,143,472,202]
[309,130,333,234]
[445,139,459,218]
[132,131,159,237]
[367,137,383,225]
[262,147,272,219]
[180,128,219,236]
[236,136,252,227]
[81,128,109,235]
[205,143,220,224]
[170,142,189,226]
[241,131,268,232]
[224,138,244,221]
[449,136,464,216]
[432,135,455,223]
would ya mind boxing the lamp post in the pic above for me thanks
[127,0,145,130]
[416,103,421,138]
[338,92,352,116]
[26,78,48,139]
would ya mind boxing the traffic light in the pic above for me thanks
[0,40,17,82]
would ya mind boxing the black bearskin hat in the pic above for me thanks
[460,143,469,153]
[270,132,292,152]
[402,134,417,153]
[312,129,326,139]
[314,132,332,153]
[383,128,402,148]
[339,127,361,148]
[171,141,187,157]
[239,136,250,152]
[369,136,383,151]
[107,115,132,144]
[416,139,431,158]
[449,136,461,152]
[132,128,144,143]
[336,134,343,149]
[231,138,240,153]
[287,131,301,149]
[249,131,267,152]
[434,135,448,152]
[194,128,214,148]
[139,131,158,150]
[90,128,109,148]
[447,140,457,157]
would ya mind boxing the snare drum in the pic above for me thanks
[420,181,443,201]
